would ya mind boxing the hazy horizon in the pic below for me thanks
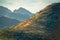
[0,0,60,13]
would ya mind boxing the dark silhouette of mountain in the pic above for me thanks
[0,3,60,40]
[0,6,11,17]
[0,16,19,29]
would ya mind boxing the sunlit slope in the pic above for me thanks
[11,3,60,38]
[10,12,46,35]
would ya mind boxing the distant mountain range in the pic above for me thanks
[0,3,60,40]
[0,6,33,29]
[5,7,33,21]
[0,6,33,21]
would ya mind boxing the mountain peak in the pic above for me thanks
[14,7,25,11]
[11,7,33,21]
[14,7,32,14]
[13,7,33,16]
[19,7,26,10]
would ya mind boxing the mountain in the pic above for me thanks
[0,6,33,21]
[0,6,20,29]
[0,16,19,29]
[0,6,33,29]
[13,7,33,21]
[14,7,33,16]
[5,7,33,21]
[0,3,60,40]
[0,6,11,17]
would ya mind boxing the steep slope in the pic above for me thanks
[0,16,19,29]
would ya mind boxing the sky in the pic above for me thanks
[0,0,60,13]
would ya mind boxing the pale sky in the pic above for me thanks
[0,0,60,13]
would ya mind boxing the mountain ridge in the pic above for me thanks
[0,6,33,29]
[0,6,33,21]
